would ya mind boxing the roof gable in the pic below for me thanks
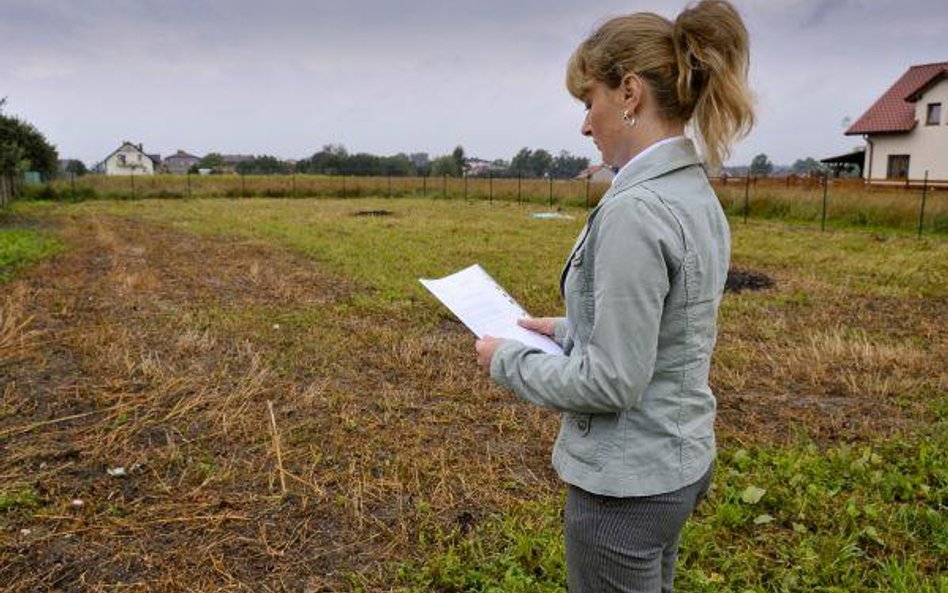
[846,61,948,136]
[103,141,149,163]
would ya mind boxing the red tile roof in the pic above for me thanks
[846,61,948,135]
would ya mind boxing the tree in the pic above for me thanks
[410,152,431,176]
[510,148,534,176]
[510,147,558,178]
[530,149,553,178]
[192,152,226,173]
[790,157,825,176]
[430,155,461,177]
[65,160,88,176]
[235,155,291,175]
[0,97,58,178]
[551,150,590,179]
[749,153,773,177]
[451,145,466,175]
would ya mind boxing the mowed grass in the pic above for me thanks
[3,197,947,592]
[0,227,61,282]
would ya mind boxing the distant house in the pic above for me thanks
[846,61,948,183]
[101,141,156,176]
[464,158,505,176]
[163,150,200,175]
[220,154,254,174]
[575,164,615,184]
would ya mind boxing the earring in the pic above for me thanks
[622,110,637,127]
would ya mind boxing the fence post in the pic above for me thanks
[918,170,929,238]
[241,173,246,198]
[423,173,427,198]
[517,173,522,206]
[743,174,750,224]
[463,174,468,202]
[549,175,554,208]
[70,172,77,202]
[130,172,136,199]
[387,174,392,198]
[187,170,192,198]
[585,176,590,209]
[821,172,829,232]
[291,173,296,196]
[489,171,493,205]
[442,174,447,198]
[342,174,347,199]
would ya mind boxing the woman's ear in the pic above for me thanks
[620,73,643,112]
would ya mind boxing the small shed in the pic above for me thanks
[820,150,865,177]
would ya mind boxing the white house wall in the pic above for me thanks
[865,78,948,182]
[104,145,155,176]
[909,77,948,180]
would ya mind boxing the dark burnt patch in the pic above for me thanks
[726,267,775,293]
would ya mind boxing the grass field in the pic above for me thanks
[1,197,945,592]
[30,172,948,236]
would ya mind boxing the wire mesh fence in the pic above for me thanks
[26,171,948,236]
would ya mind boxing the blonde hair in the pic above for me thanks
[567,0,755,168]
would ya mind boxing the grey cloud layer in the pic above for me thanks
[1,0,945,164]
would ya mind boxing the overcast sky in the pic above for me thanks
[1,0,945,167]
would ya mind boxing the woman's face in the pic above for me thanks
[581,81,633,168]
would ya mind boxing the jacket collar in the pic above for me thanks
[608,136,703,194]
[559,137,703,297]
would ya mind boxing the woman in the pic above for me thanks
[474,2,754,591]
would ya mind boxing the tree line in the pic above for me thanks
[0,99,854,183]
[193,144,592,179]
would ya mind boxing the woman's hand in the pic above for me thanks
[475,337,502,374]
[518,317,557,337]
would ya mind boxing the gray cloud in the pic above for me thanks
[1,0,945,166]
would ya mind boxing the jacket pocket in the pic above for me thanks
[558,413,603,470]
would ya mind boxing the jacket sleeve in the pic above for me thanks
[490,196,679,414]
[552,317,571,350]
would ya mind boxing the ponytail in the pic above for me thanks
[566,0,755,168]
[673,1,755,168]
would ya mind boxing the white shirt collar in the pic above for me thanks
[610,135,687,187]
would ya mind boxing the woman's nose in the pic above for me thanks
[581,116,592,137]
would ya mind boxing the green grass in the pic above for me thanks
[400,428,947,593]
[0,227,62,282]
[0,489,40,512]
[12,198,948,303]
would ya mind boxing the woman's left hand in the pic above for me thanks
[475,337,503,374]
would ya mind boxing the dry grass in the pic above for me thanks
[1,199,945,590]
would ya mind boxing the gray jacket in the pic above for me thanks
[490,137,730,497]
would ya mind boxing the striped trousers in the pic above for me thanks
[564,465,713,593]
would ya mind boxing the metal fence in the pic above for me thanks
[34,170,948,237]
[0,173,21,207]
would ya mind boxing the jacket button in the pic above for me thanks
[577,419,589,432]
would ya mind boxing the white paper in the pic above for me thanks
[420,264,564,356]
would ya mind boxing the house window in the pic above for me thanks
[926,103,941,125]
[886,155,910,179]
